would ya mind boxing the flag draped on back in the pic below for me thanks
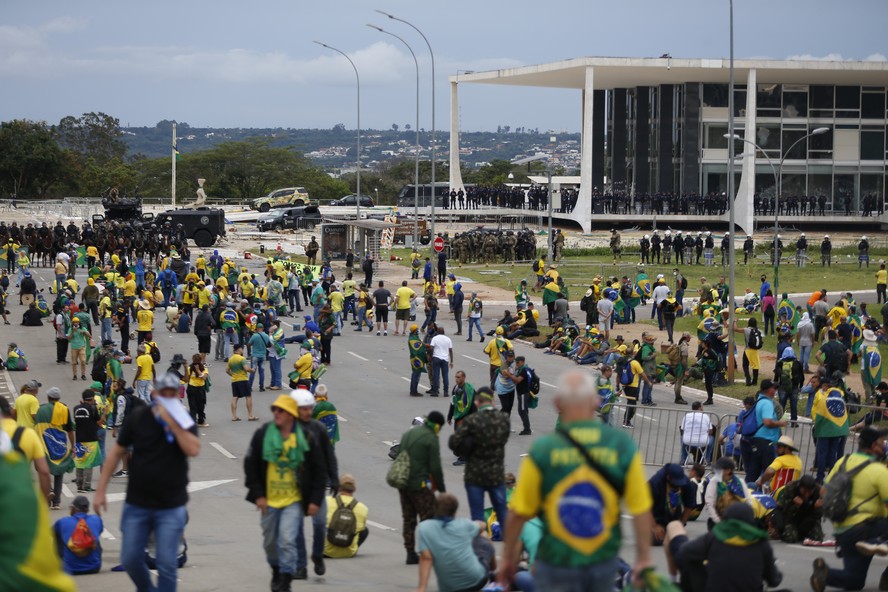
[777,298,798,330]
[635,272,651,299]
[862,344,882,386]
[34,403,74,476]
[849,315,864,354]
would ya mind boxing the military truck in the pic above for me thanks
[152,207,226,247]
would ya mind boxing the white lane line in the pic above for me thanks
[101,528,117,541]
[461,354,487,365]
[62,484,75,499]
[366,519,398,532]
[541,381,558,389]
[382,440,395,447]
[210,442,237,459]
[637,414,658,423]
[338,414,348,423]
[348,351,369,361]
[401,377,411,382]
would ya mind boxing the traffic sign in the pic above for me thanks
[433,236,445,252]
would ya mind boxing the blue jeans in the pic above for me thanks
[296,497,326,570]
[136,380,153,403]
[431,358,449,395]
[534,557,620,592]
[466,483,508,524]
[467,317,483,340]
[816,436,845,483]
[333,311,342,335]
[641,380,653,405]
[421,307,437,330]
[827,519,888,589]
[410,370,424,395]
[799,344,812,371]
[355,308,373,330]
[261,502,304,575]
[120,503,187,592]
[514,570,536,592]
[268,356,282,388]
[101,318,113,343]
[249,357,265,390]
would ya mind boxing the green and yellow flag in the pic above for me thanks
[34,403,74,476]
[812,387,850,438]
[849,314,864,354]
[777,297,798,330]
[862,344,882,387]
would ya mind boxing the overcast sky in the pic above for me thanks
[2,0,886,133]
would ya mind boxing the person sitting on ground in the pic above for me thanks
[770,474,823,544]
[704,457,751,526]
[664,502,782,592]
[415,492,495,592]
[648,463,698,553]
[52,495,103,575]
[506,305,538,340]
[851,384,888,431]
[323,474,369,559]
[22,302,44,326]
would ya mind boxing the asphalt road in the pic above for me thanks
[6,262,888,591]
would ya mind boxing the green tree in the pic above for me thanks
[55,112,127,165]
[0,120,64,197]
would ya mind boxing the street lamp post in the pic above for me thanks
[376,10,437,249]
[368,24,421,247]
[313,41,362,248]
[726,127,828,297]
[726,0,737,382]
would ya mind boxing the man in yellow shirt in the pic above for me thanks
[754,435,802,495]
[812,426,888,591]
[482,327,513,388]
[293,342,314,388]
[393,280,416,337]
[136,300,154,344]
[323,474,369,559]
[195,254,208,281]
[445,274,456,312]
[14,380,42,429]
[877,262,888,304]
[227,344,256,421]
[133,344,155,402]
[499,369,653,590]
[329,286,344,336]
[622,356,652,429]
[244,392,327,589]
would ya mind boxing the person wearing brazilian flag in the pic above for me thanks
[35,387,75,510]
[0,427,77,592]
[311,384,339,448]
[860,328,883,402]
[541,275,561,326]
[72,389,104,493]
[635,267,651,306]
[811,372,850,484]
[776,293,798,335]
[408,324,429,397]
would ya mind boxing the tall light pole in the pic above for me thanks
[368,23,421,247]
[727,127,828,297]
[726,0,737,382]
[313,41,362,247]
[376,10,437,247]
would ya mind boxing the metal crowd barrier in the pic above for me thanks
[610,401,876,473]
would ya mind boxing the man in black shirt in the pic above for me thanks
[94,372,200,592]
[372,281,392,336]
[73,389,102,492]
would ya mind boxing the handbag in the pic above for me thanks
[386,448,411,489]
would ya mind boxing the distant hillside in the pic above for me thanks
[122,122,581,170]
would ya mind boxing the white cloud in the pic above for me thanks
[785,52,888,62]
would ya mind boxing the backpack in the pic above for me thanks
[66,517,98,557]
[532,260,541,273]
[526,367,541,396]
[680,276,688,290]
[778,362,793,393]
[580,295,590,312]
[91,349,111,382]
[823,455,876,522]
[619,363,634,386]
[148,342,161,363]
[385,448,411,489]
[747,327,763,350]
[326,495,359,548]
[739,400,762,437]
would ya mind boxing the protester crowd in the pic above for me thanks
[5,223,888,592]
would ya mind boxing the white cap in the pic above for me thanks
[863,235,868,240]
[290,389,315,407]
[801,232,805,237]
[705,231,711,236]
[724,232,729,235]
[824,235,830,239]
[665,230,671,235]
[644,234,649,239]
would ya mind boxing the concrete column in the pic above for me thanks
[576,66,594,232]
[448,81,465,192]
[735,68,757,234]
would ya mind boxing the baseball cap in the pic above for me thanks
[291,389,315,408]
[71,495,90,512]
[339,473,357,493]
[665,463,689,486]
[304,315,313,321]
[23,379,41,390]
[47,387,61,400]
[154,373,181,391]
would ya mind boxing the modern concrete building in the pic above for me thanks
[449,57,888,232]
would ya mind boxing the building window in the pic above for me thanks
[783,91,808,118]
[810,85,834,109]
[862,91,886,119]
[861,130,885,160]
[703,84,729,108]
[704,124,729,149]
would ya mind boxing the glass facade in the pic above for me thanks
[604,80,888,211]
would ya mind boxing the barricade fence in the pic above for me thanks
[609,401,879,474]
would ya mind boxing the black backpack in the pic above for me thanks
[532,260,541,272]
[326,495,359,548]
[91,349,111,382]
[580,295,590,312]
[680,276,688,290]
[526,367,541,395]
[747,328,763,350]
[148,342,161,363]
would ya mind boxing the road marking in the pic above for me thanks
[338,414,348,422]
[62,484,75,499]
[101,528,117,541]
[541,381,558,389]
[348,351,369,361]
[210,442,237,459]
[366,519,398,532]
[461,354,487,364]
[401,377,410,382]
[638,413,658,423]
[103,479,238,503]
[382,440,395,447]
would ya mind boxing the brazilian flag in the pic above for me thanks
[862,344,882,387]
[409,333,428,374]
[627,283,641,309]
[0,448,76,592]
[0,245,27,263]
[74,245,87,267]
[777,297,798,330]
[312,400,340,445]
[34,403,74,476]
[850,315,864,354]
[635,272,651,299]
[606,287,626,316]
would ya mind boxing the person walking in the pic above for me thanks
[446,373,477,467]
[184,354,209,427]
[133,344,155,403]
[393,280,416,336]
[494,350,518,418]
[408,324,429,397]
[466,292,483,342]
[227,343,257,422]
[193,304,214,365]
[34,387,75,509]
[448,388,510,525]
[317,306,335,366]
[72,389,103,493]
[244,394,326,592]
[810,426,888,592]
[811,373,851,484]
[94,373,201,592]
[247,324,272,392]
[499,370,653,591]
[622,351,652,429]
[395,411,446,565]
[427,326,453,397]
[451,283,464,336]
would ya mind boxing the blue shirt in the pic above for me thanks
[721,423,739,456]
[248,332,270,359]
[754,394,780,441]
[417,518,486,592]
[760,281,771,300]
[304,320,320,333]
[53,513,103,574]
